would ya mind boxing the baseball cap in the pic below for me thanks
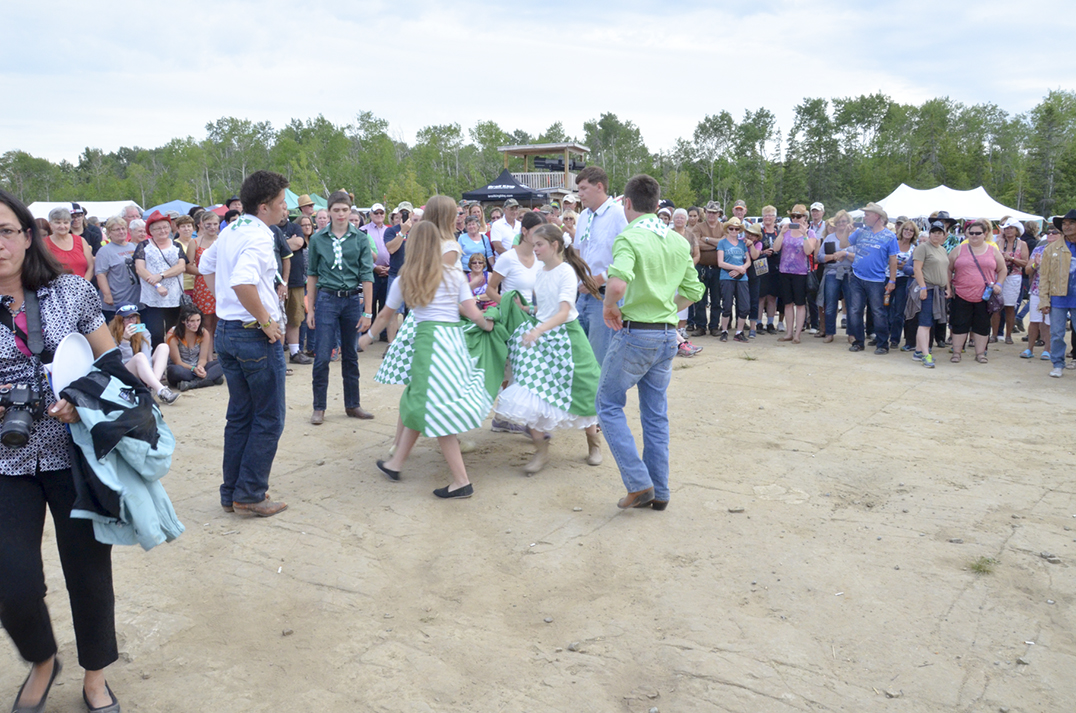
[116,303,140,317]
[503,198,520,208]
[70,202,86,215]
[562,194,578,204]
[810,202,824,212]
[395,201,414,213]
[733,199,747,210]
[370,202,385,213]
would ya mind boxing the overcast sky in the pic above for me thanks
[4,0,1075,163]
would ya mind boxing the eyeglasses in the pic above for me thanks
[0,228,25,239]
[966,231,984,236]
[789,213,805,218]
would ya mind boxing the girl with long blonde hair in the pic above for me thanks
[361,222,494,499]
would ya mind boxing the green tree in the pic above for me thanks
[582,113,651,195]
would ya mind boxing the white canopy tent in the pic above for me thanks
[875,184,1040,222]
[27,201,141,221]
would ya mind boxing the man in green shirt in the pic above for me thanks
[306,190,375,424]
[597,174,704,511]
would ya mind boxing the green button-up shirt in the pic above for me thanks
[307,224,375,291]
[608,214,704,324]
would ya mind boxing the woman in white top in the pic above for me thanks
[362,222,494,499]
[494,224,604,474]
[486,211,546,304]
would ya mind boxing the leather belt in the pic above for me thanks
[623,321,672,330]
[321,288,362,298]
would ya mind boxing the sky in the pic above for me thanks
[3,0,1075,164]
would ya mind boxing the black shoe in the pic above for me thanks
[874,347,889,355]
[13,657,62,713]
[1021,335,1029,342]
[83,681,120,713]
[766,324,776,334]
[290,351,313,364]
[849,343,864,352]
[867,338,878,346]
[719,331,728,342]
[709,328,721,337]
[376,460,400,482]
[433,483,473,499]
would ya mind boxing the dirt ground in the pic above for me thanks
[3,332,1075,712]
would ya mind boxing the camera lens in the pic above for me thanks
[1,410,33,448]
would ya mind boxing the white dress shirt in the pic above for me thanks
[575,197,628,281]
[199,214,282,322]
[489,216,520,248]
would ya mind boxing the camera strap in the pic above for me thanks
[0,291,53,364]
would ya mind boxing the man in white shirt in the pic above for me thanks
[489,198,521,255]
[199,170,290,517]
[574,165,628,364]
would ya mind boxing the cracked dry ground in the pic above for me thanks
[3,335,1073,712]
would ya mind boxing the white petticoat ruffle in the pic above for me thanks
[494,384,597,432]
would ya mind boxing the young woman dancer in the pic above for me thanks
[493,224,603,474]
[361,222,494,499]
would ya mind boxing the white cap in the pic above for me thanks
[1001,218,1024,236]
[810,202,824,212]
[370,203,385,213]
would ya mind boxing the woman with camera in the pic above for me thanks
[0,190,125,713]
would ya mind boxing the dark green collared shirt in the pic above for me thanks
[307,224,375,291]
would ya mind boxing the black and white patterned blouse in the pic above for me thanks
[0,274,105,476]
[133,238,186,308]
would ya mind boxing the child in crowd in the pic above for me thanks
[361,222,494,499]
[108,303,179,404]
[493,224,604,474]
[716,218,758,343]
[166,305,224,391]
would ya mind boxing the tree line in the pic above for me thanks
[3,91,1075,218]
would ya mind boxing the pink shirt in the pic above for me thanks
[952,243,999,302]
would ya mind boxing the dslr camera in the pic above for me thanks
[0,383,45,448]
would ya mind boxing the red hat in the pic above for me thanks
[144,210,170,231]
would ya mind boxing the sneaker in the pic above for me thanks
[807,328,818,334]
[874,347,889,355]
[749,329,757,338]
[922,353,935,368]
[766,324,776,335]
[1050,367,1063,378]
[157,387,179,404]
[867,338,878,347]
[1041,351,1052,361]
[900,344,914,352]
[1020,349,1034,359]
[677,342,695,358]
[719,331,728,342]
[710,328,722,337]
[733,332,749,343]
[912,350,923,361]
[686,341,703,355]
[849,343,864,352]
[777,323,786,332]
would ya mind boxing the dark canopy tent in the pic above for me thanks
[462,169,545,203]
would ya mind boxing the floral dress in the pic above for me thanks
[193,243,216,315]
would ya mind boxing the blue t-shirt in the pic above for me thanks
[1050,241,1076,309]
[386,225,406,277]
[717,237,748,281]
[849,227,898,282]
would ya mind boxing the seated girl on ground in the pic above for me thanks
[108,303,179,404]
[166,305,224,391]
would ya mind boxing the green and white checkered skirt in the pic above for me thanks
[375,312,418,385]
[493,319,599,432]
[393,320,492,437]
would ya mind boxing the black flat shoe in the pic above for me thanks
[376,460,400,482]
[12,657,62,713]
[433,483,473,499]
[83,682,120,713]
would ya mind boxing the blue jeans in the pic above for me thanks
[888,277,911,346]
[823,273,847,336]
[577,292,612,365]
[596,327,677,501]
[215,320,286,506]
[848,275,890,347]
[1050,306,1076,368]
[312,291,363,410]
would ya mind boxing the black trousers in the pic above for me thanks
[0,469,117,670]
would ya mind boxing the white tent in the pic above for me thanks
[875,184,1040,222]
[27,201,141,221]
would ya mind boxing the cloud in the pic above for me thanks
[3,0,1074,163]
